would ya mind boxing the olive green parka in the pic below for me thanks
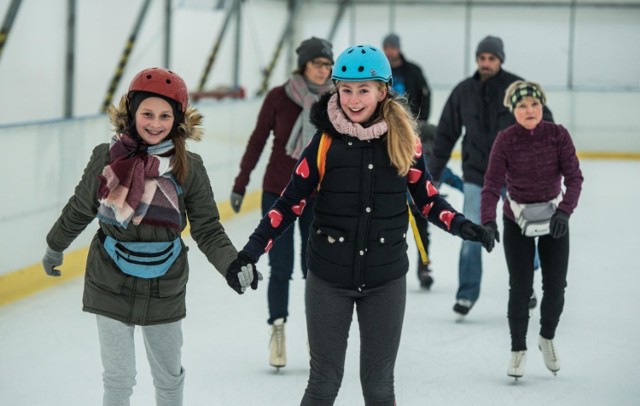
[46,96,237,325]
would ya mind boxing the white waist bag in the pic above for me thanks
[507,193,563,237]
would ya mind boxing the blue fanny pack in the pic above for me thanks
[99,231,182,278]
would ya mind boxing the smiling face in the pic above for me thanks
[513,96,543,130]
[337,81,387,124]
[134,97,175,145]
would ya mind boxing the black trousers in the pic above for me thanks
[502,217,569,351]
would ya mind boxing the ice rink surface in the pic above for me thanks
[1,159,639,405]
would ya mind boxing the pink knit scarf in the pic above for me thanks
[327,93,387,140]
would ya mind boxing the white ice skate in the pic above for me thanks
[538,335,560,375]
[269,318,286,370]
[507,350,527,380]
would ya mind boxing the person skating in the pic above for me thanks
[428,35,553,319]
[480,80,583,379]
[41,67,261,405]
[230,37,334,369]
[233,44,494,405]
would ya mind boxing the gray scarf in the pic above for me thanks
[284,73,333,159]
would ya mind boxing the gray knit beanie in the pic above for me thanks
[476,35,505,63]
[382,33,400,49]
[296,37,334,71]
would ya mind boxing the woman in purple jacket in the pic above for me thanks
[480,80,583,380]
[230,37,334,369]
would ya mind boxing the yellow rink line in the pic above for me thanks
[0,190,262,307]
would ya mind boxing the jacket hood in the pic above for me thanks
[107,94,203,141]
[309,92,340,137]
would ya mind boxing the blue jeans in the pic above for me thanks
[262,191,315,325]
[457,182,482,303]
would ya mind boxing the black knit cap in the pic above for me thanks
[476,35,505,63]
[296,37,334,71]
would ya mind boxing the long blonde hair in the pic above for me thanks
[377,82,419,176]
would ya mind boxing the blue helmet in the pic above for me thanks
[332,45,392,84]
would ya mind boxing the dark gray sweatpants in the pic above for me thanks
[301,270,406,406]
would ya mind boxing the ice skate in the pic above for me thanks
[453,299,473,322]
[507,351,527,380]
[417,263,434,290]
[528,291,537,310]
[538,335,560,375]
[269,318,286,370]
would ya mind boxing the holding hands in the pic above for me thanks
[225,251,263,294]
[459,221,498,253]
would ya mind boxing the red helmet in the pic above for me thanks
[128,67,188,112]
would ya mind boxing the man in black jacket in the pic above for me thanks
[383,33,462,290]
[429,35,553,320]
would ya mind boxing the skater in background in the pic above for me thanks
[428,35,553,319]
[480,80,583,379]
[382,32,463,290]
[230,36,334,369]
[42,67,261,405]
[235,44,494,405]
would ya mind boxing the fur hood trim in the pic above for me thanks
[309,92,340,137]
[108,94,203,141]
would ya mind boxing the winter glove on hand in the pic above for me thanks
[230,192,244,213]
[484,221,500,245]
[225,252,263,294]
[460,221,495,253]
[550,210,570,239]
[42,246,63,277]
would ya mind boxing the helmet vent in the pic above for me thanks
[166,79,171,84]
[358,66,364,72]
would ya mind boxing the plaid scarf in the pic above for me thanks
[97,134,182,230]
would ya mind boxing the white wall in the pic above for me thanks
[0,0,639,125]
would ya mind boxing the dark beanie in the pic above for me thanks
[476,35,505,63]
[296,37,333,71]
[382,33,400,49]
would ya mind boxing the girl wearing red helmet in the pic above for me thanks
[42,67,261,405]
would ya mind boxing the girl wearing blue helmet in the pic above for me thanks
[235,45,493,405]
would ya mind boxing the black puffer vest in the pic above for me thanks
[307,93,410,290]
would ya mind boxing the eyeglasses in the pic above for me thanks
[310,59,333,69]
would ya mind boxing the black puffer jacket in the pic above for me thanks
[242,93,468,290]
[429,69,553,186]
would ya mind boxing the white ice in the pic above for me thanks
[1,159,639,406]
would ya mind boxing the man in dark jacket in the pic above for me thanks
[383,33,462,290]
[428,35,553,319]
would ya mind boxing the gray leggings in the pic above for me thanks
[96,315,185,406]
[302,271,406,406]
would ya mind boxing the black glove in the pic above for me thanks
[460,221,495,253]
[550,210,570,239]
[484,221,500,246]
[42,246,63,277]
[225,251,263,294]
[230,192,244,213]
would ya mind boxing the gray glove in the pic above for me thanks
[230,192,244,213]
[42,246,63,277]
